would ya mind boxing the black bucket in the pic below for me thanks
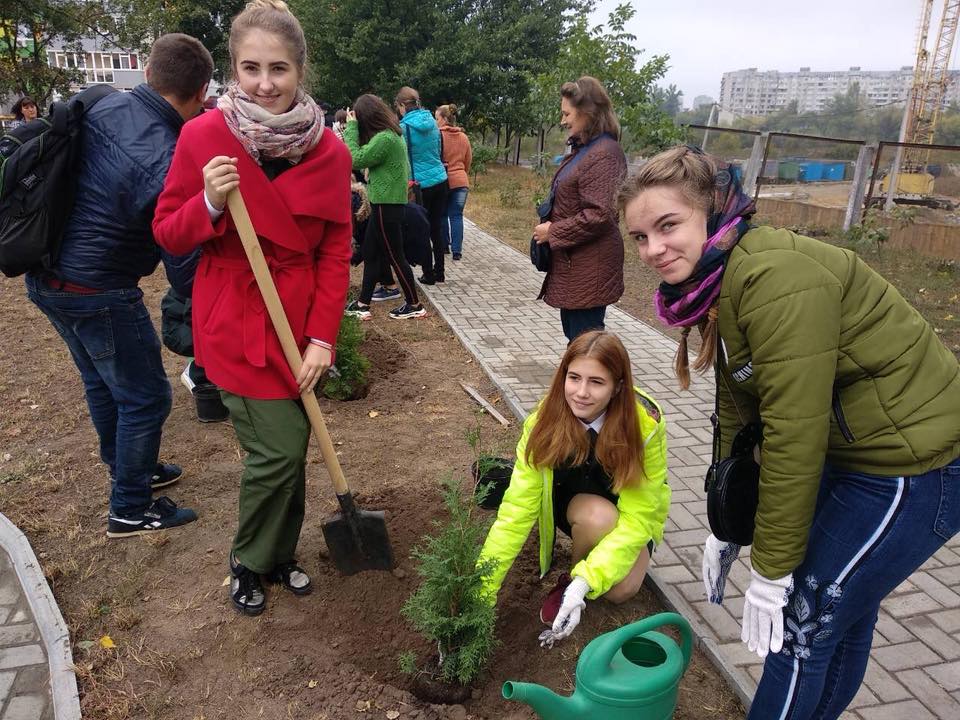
[472,458,514,510]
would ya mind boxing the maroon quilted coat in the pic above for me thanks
[540,134,627,309]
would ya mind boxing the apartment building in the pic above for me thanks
[46,38,146,95]
[719,66,960,117]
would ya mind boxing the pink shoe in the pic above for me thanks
[539,573,572,626]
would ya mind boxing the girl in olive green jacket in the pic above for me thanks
[343,93,425,320]
[478,331,670,646]
[620,145,960,720]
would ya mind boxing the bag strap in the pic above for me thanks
[404,125,416,181]
[709,337,723,483]
[551,132,610,192]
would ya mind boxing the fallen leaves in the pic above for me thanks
[98,635,115,649]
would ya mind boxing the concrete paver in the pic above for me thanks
[418,218,960,717]
[0,552,50,720]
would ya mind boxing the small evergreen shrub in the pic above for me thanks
[320,314,370,400]
[401,475,497,685]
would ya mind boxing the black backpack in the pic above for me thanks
[0,85,116,278]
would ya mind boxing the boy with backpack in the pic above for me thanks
[20,34,214,537]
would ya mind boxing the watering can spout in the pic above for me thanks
[503,681,582,720]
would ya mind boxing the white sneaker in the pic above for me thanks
[180,361,196,392]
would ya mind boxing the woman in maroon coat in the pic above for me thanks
[532,77,627,342]
[153,0,351,616]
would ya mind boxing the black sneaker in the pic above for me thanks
[435,272,445,283]
[230,553,266,615]
[151,463,182,491]
[266,562,312,595]
[193,384,229,423]
[106,496,197,538]
[452,252,462,261]
[371,286,402,302]
[389,303,427,320]
[418,274,436,285]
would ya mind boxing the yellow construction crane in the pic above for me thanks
[882,0,960,202]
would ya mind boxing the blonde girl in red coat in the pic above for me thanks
[153,0,352,616]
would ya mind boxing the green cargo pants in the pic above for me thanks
[221,392,310,574]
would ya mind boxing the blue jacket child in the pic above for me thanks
[399,108,448,190]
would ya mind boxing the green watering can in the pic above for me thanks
[503,612,693,720]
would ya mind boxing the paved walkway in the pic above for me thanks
[419,218,960,718]
[0,514,78,720]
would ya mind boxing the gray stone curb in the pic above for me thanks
[0,513,81,720]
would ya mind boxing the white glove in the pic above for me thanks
[550,576,590,642]
[742,569,793,658]
[702,534,741,604]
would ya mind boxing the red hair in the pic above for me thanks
[526,331,644,492]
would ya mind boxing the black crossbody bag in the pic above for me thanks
[704,344,763,546]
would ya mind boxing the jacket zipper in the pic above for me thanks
[832,389,855,443]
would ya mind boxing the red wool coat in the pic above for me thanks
[152,110,352,400]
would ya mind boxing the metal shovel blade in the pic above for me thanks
[321,493,394,575]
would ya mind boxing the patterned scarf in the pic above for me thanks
[217,82,324,165]
[654,156,756,328]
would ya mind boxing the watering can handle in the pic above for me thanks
[593,612,694,673]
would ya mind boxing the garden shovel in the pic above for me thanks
[226,189,394,575]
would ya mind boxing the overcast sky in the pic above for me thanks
[590,1,950,106]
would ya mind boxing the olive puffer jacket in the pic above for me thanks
[540,135,627,309]
[716,226,960,580]
[478,389,670,601]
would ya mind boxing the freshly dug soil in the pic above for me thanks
[0,269,744,719]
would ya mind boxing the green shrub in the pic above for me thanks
[498,180,522,208]
[470,144,498,184]
[320,314,370,400]
[401,475,497,685]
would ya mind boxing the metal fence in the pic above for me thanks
[683,124,960,259]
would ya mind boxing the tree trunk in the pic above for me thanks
[514,133,522,165]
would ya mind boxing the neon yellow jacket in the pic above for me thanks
[478,389,670,601]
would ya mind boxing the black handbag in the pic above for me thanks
[704,348,763,546]
[530,195,553,272]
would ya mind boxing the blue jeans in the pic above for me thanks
[749,456,960,719]
[560,306,606,343]
[26,274,172,516]
[442,187,469,255]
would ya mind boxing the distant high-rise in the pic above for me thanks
[693,95,715,110]
[719,66,960,117]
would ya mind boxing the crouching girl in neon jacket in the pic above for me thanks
[477,331,670,643]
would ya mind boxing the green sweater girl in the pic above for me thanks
[342,94,424,320]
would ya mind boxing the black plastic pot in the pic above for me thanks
[471,457,514,510]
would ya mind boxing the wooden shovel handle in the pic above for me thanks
[226,190,350,496]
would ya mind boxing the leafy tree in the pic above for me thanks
[106,0,244,80]
[654,83,683,119]
[528,2,680,153]
[292,0,575,117]
[0,1,105,105]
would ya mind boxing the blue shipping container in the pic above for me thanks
[823,162,845,181]
[799,162,824,182]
